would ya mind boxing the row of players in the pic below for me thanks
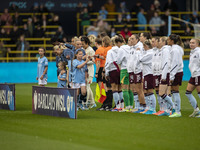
[36,32,200,117]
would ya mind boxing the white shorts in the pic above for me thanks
[38,78,47,85]
[72,83,86,88]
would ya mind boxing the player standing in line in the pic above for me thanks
[139,40,156,114]
[36,47,48,86]
[151,37,163,115]
[72,49,89,110]
[127,35,146,113]
[81,36,95,108]
[139,32,152,54]
[127,34,143,112]
[185,38,200,117]
[156,37,172,116]
[168,34,184,117]
[138,32,153,113]
[116,36,134,112]
[57,61,67,88]
[97,36,113,111]
[94,38,105,92]
[105,35,122,111]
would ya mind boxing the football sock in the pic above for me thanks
[148,93,156,111]
[113,91,120,106]
[133,93,139,109]
[172,91,181,113]
[129,90,134,107]
[144,93,149,109]
[161,94,174,109]
[186,91,197,109]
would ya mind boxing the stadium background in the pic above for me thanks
[0,0,189,36]
[0,0,199,83]
[1,1,200,150]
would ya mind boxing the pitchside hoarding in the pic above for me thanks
[32,86,77,119]
[0,84,15,111]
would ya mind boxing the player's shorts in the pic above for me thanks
[96,67,103,83]
[154,75,161,87]
[134,72,143,84]
[189,76,200,86]
[72,83,86,88]
[171,72,183,86]
[109,70,120,84]
[160,73,170,86]
[143,74,154,90]
[120,69,129,85]
[38,78,47,85]
[129,72,134,84]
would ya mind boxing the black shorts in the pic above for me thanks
[102,72,111,88]
[109,70,120,84]
[143,74,154,90]
[171,72,183,86]
[96,67,103,82]
[154,75,161,87]
[134,72,143,84]
[189,76,200,86]
[103,77,111,88]
[160,73,170,86]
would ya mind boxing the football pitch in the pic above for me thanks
[0,82,200,150]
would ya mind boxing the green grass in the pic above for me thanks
[0,82,200,150]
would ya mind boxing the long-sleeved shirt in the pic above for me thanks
[159,45,171,80]
[85,46,95,77]
[152,47,160,76]
[127,41,143,73]
[139,49,154,77]
[170,44,184,81]
[189,47,200,77]
[105,46,118,76]
[116,45,131,70]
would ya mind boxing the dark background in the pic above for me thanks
[0,0,194,36]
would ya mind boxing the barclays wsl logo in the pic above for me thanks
[0,89,13,105]
[33,90,73,112]
[45,1,55,10]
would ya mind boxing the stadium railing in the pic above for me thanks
[77,11,199,36]
[0,25,58,36]
[0,38,52,49]
[83,24,182,35]
[0,38,56,62]
[0,50,56,62]
[0,12,54,18]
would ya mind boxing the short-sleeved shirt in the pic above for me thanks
[57,72,67,88]
[103,46,112,63]
[37,56,48,79]
[72,59,87,84]
[95,46,106,67]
